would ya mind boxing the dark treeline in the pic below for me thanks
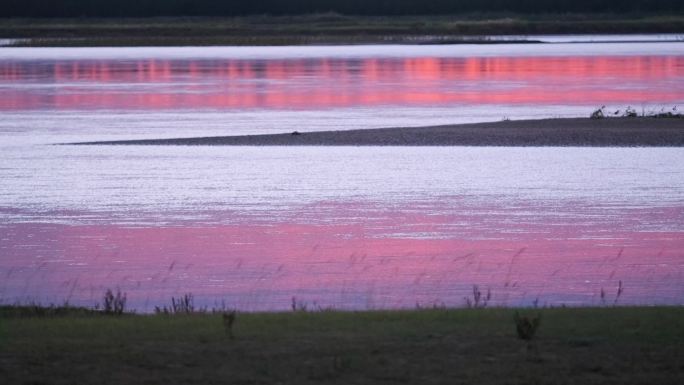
[2,0,683,18]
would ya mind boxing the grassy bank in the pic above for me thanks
[1,306,682,384]
[2,14,684,46]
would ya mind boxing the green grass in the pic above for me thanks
[2,14,684,46]
[1,306,683,384]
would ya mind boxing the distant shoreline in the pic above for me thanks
[71,117,684,147]
[2,14,684,47]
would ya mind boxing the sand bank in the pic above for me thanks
[72,117,684,147]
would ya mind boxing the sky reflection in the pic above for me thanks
[2,200,682,311]
[1,56,683,110]
[1,47,683,311]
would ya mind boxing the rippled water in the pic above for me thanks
[1,42,683,311]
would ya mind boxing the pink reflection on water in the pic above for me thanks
[1,56,682,110]
[1,201,683,311]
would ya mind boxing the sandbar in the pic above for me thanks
[71,117,684,147]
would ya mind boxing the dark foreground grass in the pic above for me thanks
[1,307,683,384]
[3,14,684,46]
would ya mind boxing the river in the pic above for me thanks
[1,41,683,311]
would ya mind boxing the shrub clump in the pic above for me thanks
[513,312,541,340]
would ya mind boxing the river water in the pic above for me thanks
[1,41,683,311]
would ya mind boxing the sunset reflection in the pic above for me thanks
[2,201,683,311]
[1,56,682,110]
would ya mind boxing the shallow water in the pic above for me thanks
[1,42,683,311]
[2,42,683,144]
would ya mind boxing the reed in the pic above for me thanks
[464,285,491,308]
[102,289,126,315]
[155,293,206,315]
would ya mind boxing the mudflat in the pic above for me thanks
[73,117,684,147]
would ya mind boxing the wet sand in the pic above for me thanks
[73,117,684,146]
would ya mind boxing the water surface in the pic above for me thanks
[1,43,683,310]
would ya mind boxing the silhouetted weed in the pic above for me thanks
[103,289,126,315]
[600,280,624,306]
[514,312,541,341]
[291,296,309,312]
[223,311,236,339]
[464,285,491,308]
[155,293,200,314]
